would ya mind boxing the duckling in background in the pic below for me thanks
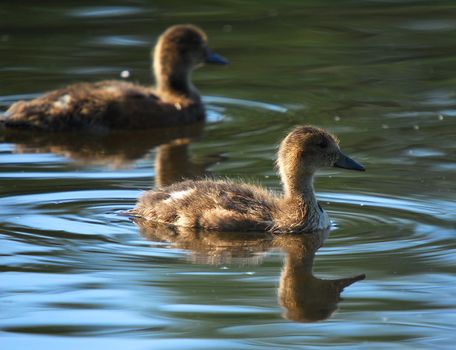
[131,125,365,233]
[1,24,228,131]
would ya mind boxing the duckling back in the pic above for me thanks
[132,179,276,231]
[2,24,226,132]
[3,80,205,131]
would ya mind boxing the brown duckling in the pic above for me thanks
[1,24,228,132]
[131,125,365,233]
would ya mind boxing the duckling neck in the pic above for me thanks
[274,173,324,232]
[158,72,194,96]
[283,173,316,202]
[154,62,198,101]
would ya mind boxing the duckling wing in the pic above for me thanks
[132,180,277,232]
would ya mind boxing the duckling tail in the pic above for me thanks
[0,110,34,130]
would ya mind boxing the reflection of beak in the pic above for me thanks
[334,151,365,171]
[334,274,366,293]
[205,49,229,65]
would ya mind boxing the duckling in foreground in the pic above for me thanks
[1,24,228,131]
[131,125,365,233]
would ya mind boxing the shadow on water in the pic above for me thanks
[135,219,365,323]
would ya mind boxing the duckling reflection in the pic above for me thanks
[274,234,365,322]
[136,218,273,265]
[135,219,365,322]
[1,124,205,168]
[155,138,225,187]
[1,24,228,131]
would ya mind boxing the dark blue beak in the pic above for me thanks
[205,50,229,65]
[334,151,365,171]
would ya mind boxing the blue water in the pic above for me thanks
[1,1,456,349]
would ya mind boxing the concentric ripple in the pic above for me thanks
[1,1,456,349]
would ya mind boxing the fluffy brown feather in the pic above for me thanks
[2,24,226,131]
[131,125,365,233]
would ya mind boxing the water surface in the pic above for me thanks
[1,1,455,349]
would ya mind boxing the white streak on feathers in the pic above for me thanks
[164,188,195,203]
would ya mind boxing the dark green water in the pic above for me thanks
[1,1,455,349]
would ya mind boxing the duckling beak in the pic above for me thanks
[205,49,229,65]
[334,152,365,171]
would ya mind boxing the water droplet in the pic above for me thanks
[381,124,389,129]
[334,116,341,122]
[120,70,130,78]
[413,125,420,130]
[438,114,444,120]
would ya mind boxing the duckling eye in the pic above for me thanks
[318,139,328,148]
[189,37,203,46]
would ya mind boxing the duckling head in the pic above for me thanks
[153,24,228,95]
[277,125,365,196]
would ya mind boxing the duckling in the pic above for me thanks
[1,24,228,131]
[131,125,365,233]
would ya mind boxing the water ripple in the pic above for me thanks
[204,96,288,113]
[321,192,452,220]
[69,6,142,18]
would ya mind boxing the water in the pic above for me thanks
[1,1,455,349]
